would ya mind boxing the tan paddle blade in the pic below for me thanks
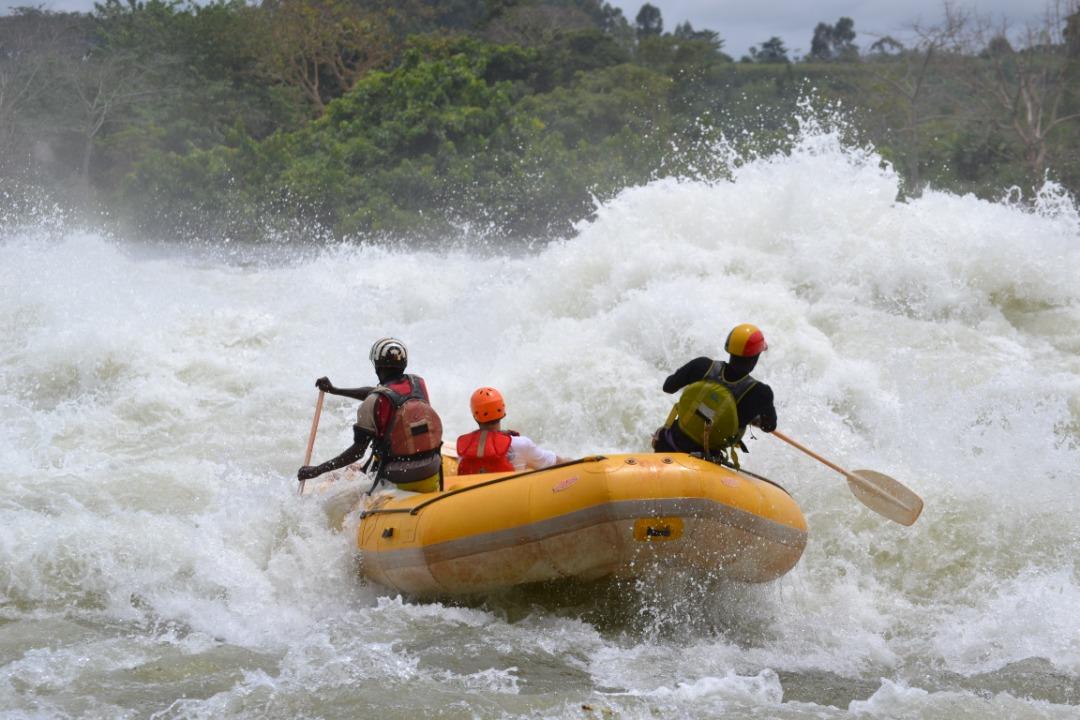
[770,430,924,526]
[846,469,924,526]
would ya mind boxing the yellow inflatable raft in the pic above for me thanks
[348,453,807,596]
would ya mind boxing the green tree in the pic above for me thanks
[635,3,661,39]
[255,0,395,114]
[749,37,789,63]
[47,0,191,185]
[862,8,966,192]
[809,16,858,61]
[86,0,301,191]
[810,22,831,60]
[0,8,84,178]
[534,28,631,88]
[484,5,594,47]
[1066,8,1080,56]
[673,21,722,50]
[951,2,1080,182]
[833,17,858,58]
[869,36,904,56]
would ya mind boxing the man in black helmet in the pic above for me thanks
[652,323,777,461]
[297,337,444,492]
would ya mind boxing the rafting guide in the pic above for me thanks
[652,322,777,467]
[297,337,444,494]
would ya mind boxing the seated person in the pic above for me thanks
[456,387,569,475]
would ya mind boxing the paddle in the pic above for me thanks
[298,389,325,496]
[771,429,923,526]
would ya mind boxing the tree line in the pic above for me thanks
[1,0,1077,240]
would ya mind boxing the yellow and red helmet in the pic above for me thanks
[470,387,506,423]
[725,323,768,358]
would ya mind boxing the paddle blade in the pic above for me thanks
[846,469,924,526]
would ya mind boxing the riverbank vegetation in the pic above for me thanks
[2,0,1078,239]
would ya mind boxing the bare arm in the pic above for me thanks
[315,376,374,401]
[297,426,372,481]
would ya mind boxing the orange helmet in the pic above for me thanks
[470,387,506,423]
[725,323,768,357]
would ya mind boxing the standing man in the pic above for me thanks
[652,323,777,462]
[456,387,569,475]
[298,337,444,492]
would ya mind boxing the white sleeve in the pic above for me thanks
[508,435,557,471]
[355,395,380,434]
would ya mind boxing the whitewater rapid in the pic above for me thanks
[2,126,1079,718]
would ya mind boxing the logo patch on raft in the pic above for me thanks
[551,476,578,493]
[633,517,684,542]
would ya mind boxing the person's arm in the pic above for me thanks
[754,407,777,432]
[315,377,374,401]
[743,384,777,432]
[662,357,713,394]
[512,436,566,470]
[297,426,372,481]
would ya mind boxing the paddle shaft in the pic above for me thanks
[299,390,325,495]
[770,429,923,525]
[771,430,853,479]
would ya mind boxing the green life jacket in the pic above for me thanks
[666,361,757,455]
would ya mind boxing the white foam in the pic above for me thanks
[2,114,1079,715]
[850,679,1079,719]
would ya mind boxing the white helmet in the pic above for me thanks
[369,337,408,369]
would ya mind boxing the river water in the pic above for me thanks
[2,126,1079,719]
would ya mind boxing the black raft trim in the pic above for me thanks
[359,456,606,519]
[358,454,795,518]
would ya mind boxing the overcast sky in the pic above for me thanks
[607,0,1051,58]
[9,0,1055,59]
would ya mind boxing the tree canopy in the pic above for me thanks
[2,0,1078,241]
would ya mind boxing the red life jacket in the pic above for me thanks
[456,429,515,475]
[370,374,443,459]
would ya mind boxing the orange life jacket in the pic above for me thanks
[370,374,443,485]
[371,375,443,457]
[456,429,515,475]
